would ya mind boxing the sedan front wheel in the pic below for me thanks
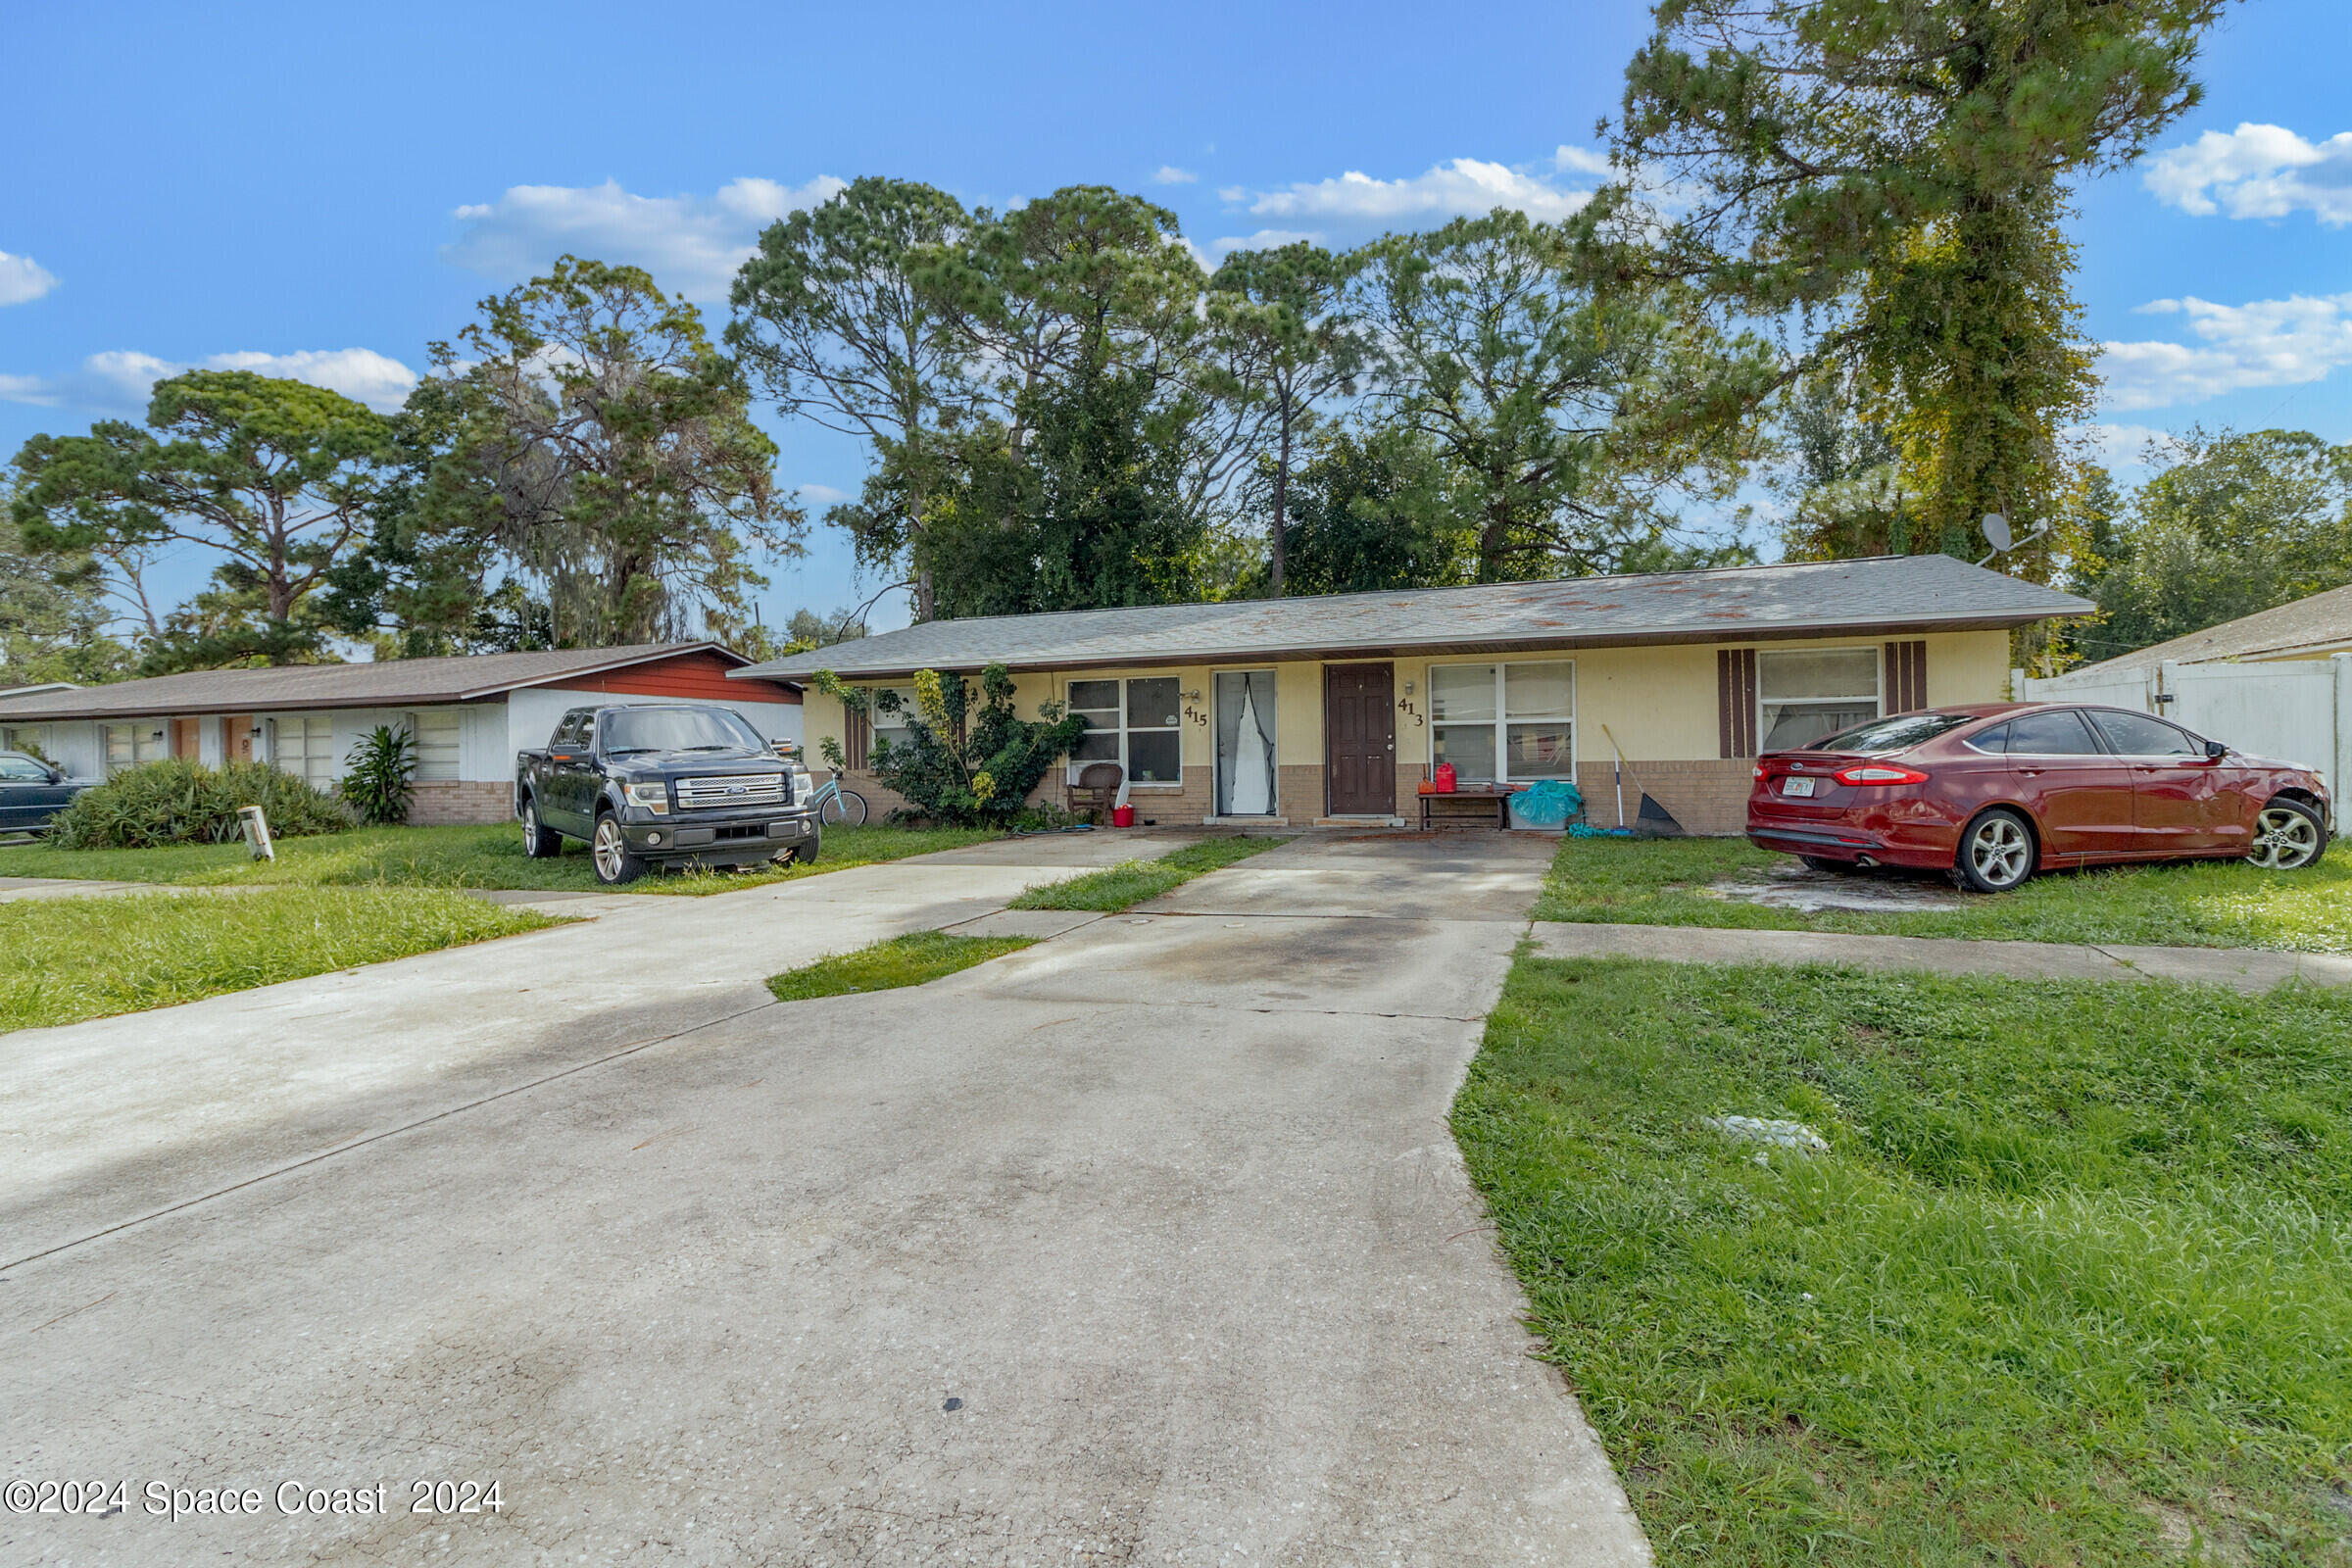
[2246,799,2326,871]
[1955,808,2037,894]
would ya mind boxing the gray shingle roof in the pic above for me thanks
[735,555,2090,682]
[0,643,768,721]
[2058,582,2352,679]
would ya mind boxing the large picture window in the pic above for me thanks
[1430,662,1575,783]
[1758,649,1880,751]
[1067,676,1183,784]
[103,721,168,776]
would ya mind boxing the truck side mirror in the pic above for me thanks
[2204,740,2227,760]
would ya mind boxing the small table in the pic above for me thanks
[1417,784,1521,830]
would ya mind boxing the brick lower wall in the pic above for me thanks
[410,780,514,826]
[1572,758,1751,836]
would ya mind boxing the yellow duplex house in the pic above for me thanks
[734,555,2088,835]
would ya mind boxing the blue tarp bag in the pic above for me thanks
[1510,778,1581,827]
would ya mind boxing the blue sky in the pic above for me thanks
[5,0,2347,634]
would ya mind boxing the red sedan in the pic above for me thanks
[1746,703,2333,893]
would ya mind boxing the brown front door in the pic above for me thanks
[222,714,255,762]
[171,717,203,760]
[1324,662,1396,815]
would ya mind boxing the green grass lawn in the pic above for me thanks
[0,821,1001,896]
[765,929,1036,1002]
[0,888,566,1032]
[1535,834,2352,953]
[1006,834,1287,912]
[1456,955,2352,1566]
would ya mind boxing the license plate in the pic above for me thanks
[1781,776,1816,797]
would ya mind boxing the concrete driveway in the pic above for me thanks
[2,831,1647,1566]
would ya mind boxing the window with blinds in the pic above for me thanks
[282,715,337,789]
[412,710,462,782]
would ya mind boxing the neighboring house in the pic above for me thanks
[2040,581,2352,688]
[2020,584,2352,800]
[735,554,2087,836]
[0,644,802,825]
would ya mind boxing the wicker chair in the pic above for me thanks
[1067,761,1123,820]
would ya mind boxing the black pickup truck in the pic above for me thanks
[514,703,817,885]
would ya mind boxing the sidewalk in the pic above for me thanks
[1529,920,2352,992]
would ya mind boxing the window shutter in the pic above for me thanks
[1883,640,1928,712]
[1717,649,1758,758]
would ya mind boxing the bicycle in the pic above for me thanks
[806,769,868,827]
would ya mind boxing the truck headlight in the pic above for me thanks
[625,781,670,815]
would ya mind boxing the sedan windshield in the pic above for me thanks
[1809,712,1978,755]
[602,708,767,755]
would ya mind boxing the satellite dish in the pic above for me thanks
[1982,513,2013,552]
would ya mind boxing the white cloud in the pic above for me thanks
[1243,156,1600,226]
[1208,227,1325,256]
[1153,166,1200,185]
[796,483,852,506]
[2142,122,2352,226]
[2065,422,2176,473]
[1552,145,1613,177]
[444,174,849,302]
[2097,291,2352,411]
[0,347,419,416]
[0,250,59,306]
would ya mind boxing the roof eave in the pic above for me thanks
[739,606,2085,683]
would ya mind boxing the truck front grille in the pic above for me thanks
[676,773,787,810]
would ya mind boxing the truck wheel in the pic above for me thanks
[520,797,562,858]
[774,825,821,866]
[591,812,647,885]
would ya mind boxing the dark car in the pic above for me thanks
[514,703,817,885]
[1746,703,2333,893]
[0,751,92,835]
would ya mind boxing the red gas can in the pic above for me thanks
[1433,763,1457,793]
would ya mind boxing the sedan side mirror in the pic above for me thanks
[2204,740,2227,760]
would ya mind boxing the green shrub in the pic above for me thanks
[49,759,354,849]
[814,663,1086,827]
[340,725,416,825]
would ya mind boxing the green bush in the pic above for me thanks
[49,759,354,849]
[814,663,1086,827]
[340,725,416,825]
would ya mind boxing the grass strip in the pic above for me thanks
[1534,833,2352,953]
[0,888,567,1033]
[766,930,1035,1002]
[1006,834,1287,913]
[0,821,1001,897]
[1454,953,2352,1565]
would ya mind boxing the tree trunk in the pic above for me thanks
[1270,412,1292,599]
[914,566,936,622]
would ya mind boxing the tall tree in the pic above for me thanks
[1270,427,1475,596]
[1594,0,2230,565]
[0,473,132,685]
[726,177,974,622]
[12,370,393,667]
[418,257,801,646]
[1355,210,1751,581]
[2077,428,2352,660]
[1202,243,1366,597]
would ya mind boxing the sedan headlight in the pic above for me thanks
[624,780,670,815]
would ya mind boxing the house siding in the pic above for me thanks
[796,628,2017,835]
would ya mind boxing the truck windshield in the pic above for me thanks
[601,708,767,756]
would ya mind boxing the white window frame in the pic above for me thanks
[1756,647,1883,753]
[103,720,169,775]
[1063,675,1186,788]
[1427,661,1577,785]
[410,708,463,783]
